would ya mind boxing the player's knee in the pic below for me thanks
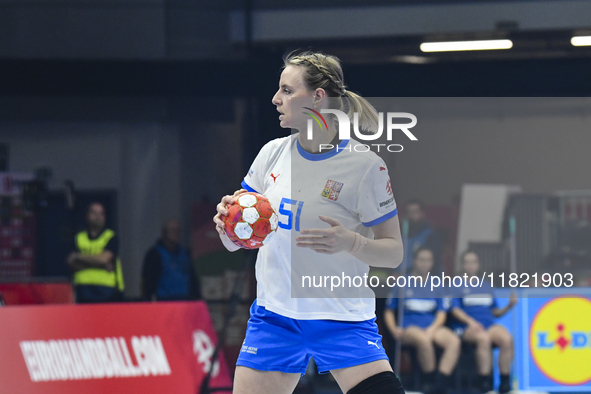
[347,371,405,394]
[415,333,432,348]
[448,335,462,352]
[498,334,513,349]
[446,334,461,351]
[476,333,491,348]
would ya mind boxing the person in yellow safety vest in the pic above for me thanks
[67,202,124,303]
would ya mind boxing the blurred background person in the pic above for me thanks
[67,202,124,303]
[402,198,443,273]
[141,219,201,301]
[449,250,517,394]
[384,247,460,394]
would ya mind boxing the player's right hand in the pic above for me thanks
[467,319,485,332]
[392,327,405,340]
[213,189,247,235]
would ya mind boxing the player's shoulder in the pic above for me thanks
[261,134,294,150]
[347,139,387,164]
[255,135,292,157]
[345,138,390,175]
[253,134,293,162]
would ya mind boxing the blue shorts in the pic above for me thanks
[236,300,388,375]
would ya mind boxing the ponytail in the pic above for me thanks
[343,90,379,134]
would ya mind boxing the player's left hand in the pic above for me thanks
[295,215,355,254]
[508,291,518,308]
[213,188,247,235]
[424,326,437,340]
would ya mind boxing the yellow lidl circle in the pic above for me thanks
[530,297,591,385]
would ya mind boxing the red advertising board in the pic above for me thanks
[0,302,233,394]
[0,282,74,305]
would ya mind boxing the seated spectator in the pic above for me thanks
[142,219,201,301]
[384,247,460,394]
[449,250,517,394]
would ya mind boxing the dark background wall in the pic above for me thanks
[1,0,590,295]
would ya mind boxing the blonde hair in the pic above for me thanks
[283,50,379,133]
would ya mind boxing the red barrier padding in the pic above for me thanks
[0,282,74,305]
[0,301,232,394]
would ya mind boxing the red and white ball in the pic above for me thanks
[223,192,278,249]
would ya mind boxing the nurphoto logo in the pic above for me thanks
[303,107,418,153]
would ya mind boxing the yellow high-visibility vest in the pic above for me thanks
[73,229,124,291]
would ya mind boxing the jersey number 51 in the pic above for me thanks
[278,198,304,231]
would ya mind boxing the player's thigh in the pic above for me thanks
[331,359,393,393]
[233,365,300,394]
[462,325,491,345]
[488,324,513,348]
[433,326,461,349]
[401,325,431,347]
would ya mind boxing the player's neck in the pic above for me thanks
[297,124,339,153]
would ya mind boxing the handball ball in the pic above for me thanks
[223,192,278,249]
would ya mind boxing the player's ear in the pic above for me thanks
[312,88,326,108]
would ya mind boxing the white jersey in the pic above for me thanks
[241,134,398,321]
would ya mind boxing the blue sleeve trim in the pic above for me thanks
[241,180,259,194]
[362,208,398,227]
[296,138,350,161]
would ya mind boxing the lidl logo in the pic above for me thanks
[530,297,591,385]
